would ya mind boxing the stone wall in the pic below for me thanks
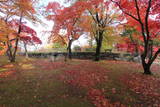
[19,52,141,62]
[19,52,120,60]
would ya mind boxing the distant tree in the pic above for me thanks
[78,0,122,61]
[46,2,84,59]
[121,25,141,55]
[102,26,122,52]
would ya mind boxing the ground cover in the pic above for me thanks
[0,56,160,107]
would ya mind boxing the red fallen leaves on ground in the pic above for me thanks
[87,88,126,107]
[61,70,107,89]
[120,72,160,106]
[0,70,16,78]
[0,64,16,78]
[3,64,14,68]
[151,64,160,74]
[59,61,108,89]
[36,60,67,71]
[59,60,126,107]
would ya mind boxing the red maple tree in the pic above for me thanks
[112,0,160,74]
[46,1,85,59]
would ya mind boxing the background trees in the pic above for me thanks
[46,0,122,61]
[86,0,122,61]
[120,25,141,55]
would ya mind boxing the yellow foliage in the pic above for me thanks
[0,19,17,55]
[102,26,123,49]
[51,34,68,46]
[0,45,7,55]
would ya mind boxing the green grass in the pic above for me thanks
[0,76,91,107]
[0,56,93,107]
[0,56,160,107]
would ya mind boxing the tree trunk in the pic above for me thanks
[141,55,152,75]
[95,31,103,61]
[142,63,151,74]
[6,38,15,62]
[67,39,73,59]
[11,38,19,62]
[12,21,22,62]
[10,57,16,62]
[5,13,23,63]
[143,65,151,74]
[64,53,67,62]
[23,42,28,58]
[6,48,11,61]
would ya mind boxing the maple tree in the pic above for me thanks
[111,0,160,74]
[73,0,122,61]
[46,2,84,59]
[0,0,40,62]
[19,24,42,57]
[0,19,13,55]
[87,0,121,61]
[102,26,122,51]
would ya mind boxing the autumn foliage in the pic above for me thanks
[111,0,160,74]
[0,0,41,62]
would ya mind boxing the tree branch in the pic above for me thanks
[149,48,160,65]
[111,0,140,22]
[88,10,98,24]
[145,0,152,40]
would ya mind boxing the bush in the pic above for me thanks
[73,45,81,52]
[85,48,96,52]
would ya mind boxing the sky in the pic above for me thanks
[26,0,88,51]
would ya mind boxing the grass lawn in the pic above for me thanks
[0,56,160,107]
